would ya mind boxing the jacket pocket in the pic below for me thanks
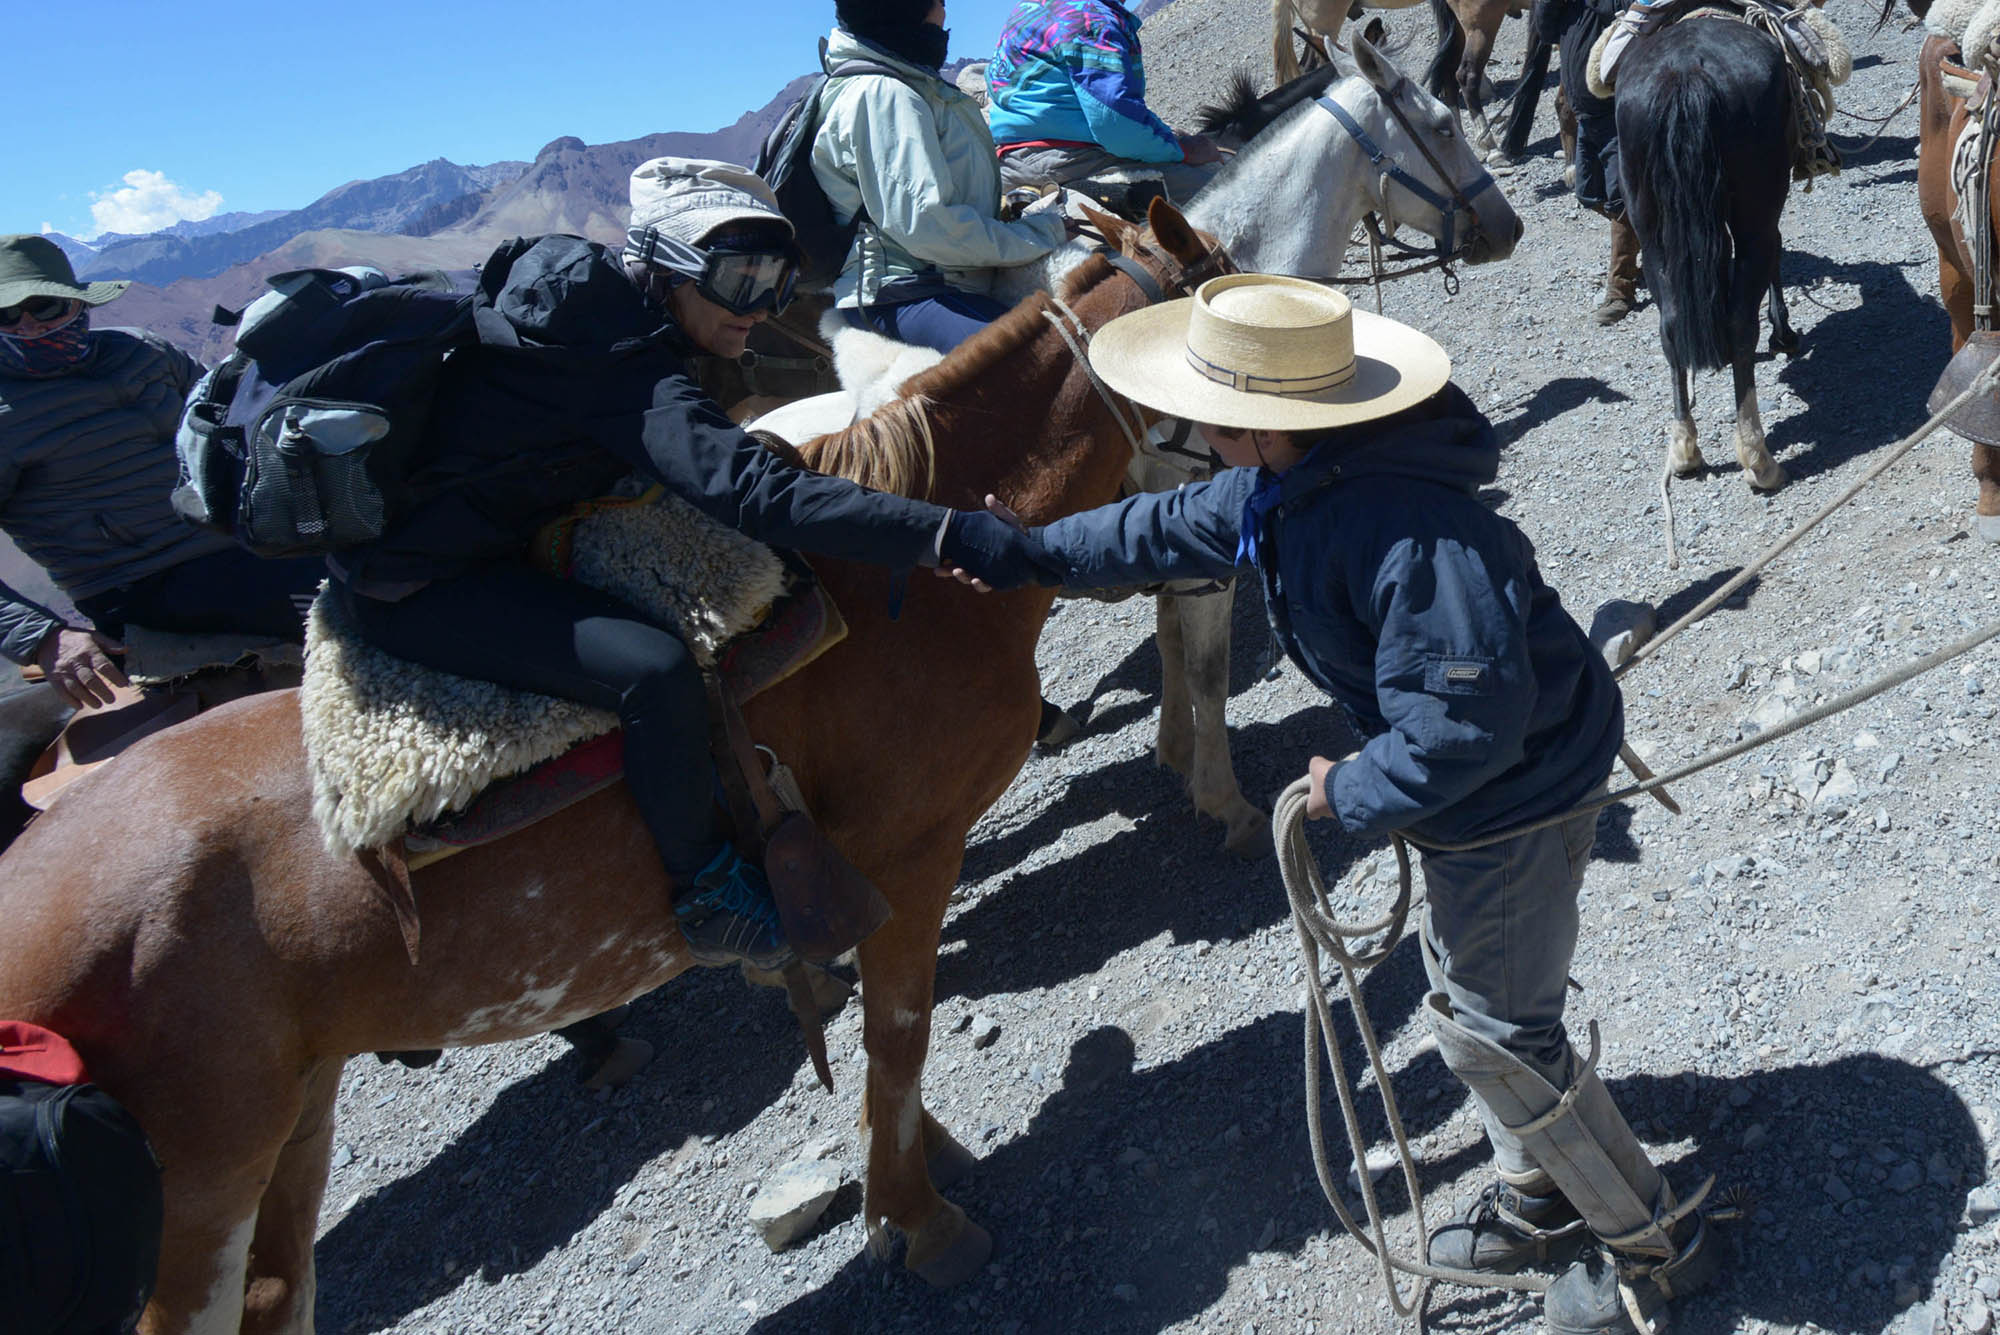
[1423,653,1497,696]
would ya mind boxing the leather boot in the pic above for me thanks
[1593,214,1641,325]
[1546,1209,1723,1334]
[1427,1175,1591,1274]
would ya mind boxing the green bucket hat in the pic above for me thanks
[0,235,128,310]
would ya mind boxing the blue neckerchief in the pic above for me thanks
[1235,468,1286,568]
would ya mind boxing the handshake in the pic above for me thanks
[933,496,1066,593]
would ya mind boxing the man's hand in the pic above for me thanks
[36,627,127,710]
[1177,131,1223,166]
[1306,754,1339,821]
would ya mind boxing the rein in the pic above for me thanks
[1316,84,1499,300]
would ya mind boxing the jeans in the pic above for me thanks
[1418,801,1600,1176]
[335,564,718,882]
[74,546,325,645]
[997,144,1220,205]
[842,290,1013,356]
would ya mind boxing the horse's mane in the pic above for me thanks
[801,259,1119,499]
[1193,62,1344,141]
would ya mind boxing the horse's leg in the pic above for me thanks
[1766,278,1800,355]
[853,839,992,1287]
[1665,359,1701,478]
[240,1060,343,1335]
[1155,593,1195,776]
[1730,232,1785,492]
[1974,443,2000,541]
[1426,0,1468,106]
[1557,86,1578,188]
[1460,11,1502,153]
[1175,586,1271,858]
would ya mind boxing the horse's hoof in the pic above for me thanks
[1224,815,1275,861]
[1744,460,1788,492]
[1974,512,2000,543]
[926,1130,980,1190]
[1563,164,1578,189]
[1035,699,1084,751]
[907,1201,993,1288]
[582,1036,654,1091]
[1769,329,1801,356]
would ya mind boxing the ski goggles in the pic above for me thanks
[0,296,80,330]
[628,228,800,317]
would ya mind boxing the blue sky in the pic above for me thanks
[5,0,1026,239]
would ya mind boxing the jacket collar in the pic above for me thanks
[1274,387,1500,509]
[825,26,955,92]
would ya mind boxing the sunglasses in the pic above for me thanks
[0,296,77,329]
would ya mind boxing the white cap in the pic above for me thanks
[626,157,792,267]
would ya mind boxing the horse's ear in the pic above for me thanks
[1349,26,1400,91]
[1146,196,1201,258]
[1079,200,1131,246]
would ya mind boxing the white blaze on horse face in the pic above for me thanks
[185,1215,258,1335]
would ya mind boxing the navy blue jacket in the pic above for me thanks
[1036,387,1622,843]
[338,235,949,595]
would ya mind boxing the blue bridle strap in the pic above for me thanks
[1315,90,1496,264]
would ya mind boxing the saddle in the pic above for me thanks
[1589,0,1850,183]
[1928,55,2000,444]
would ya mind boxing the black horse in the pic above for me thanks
[1618,15,1798,507]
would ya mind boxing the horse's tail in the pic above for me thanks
[1275,0,1303,87]
[1637,69,1734,371]
[1500,2,1556,157]
[1424,0,1466,102]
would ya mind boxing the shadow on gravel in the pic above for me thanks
[1651,564,1763,629]
[1493,375,1632,449]
[946,707,1356,1003]
[314,969,813,1333]
[1834,131,1918,173]
[751,1023,1984,1335]
[1769,256,1947,482]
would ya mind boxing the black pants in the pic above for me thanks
[75,546,324,646]
[1560,7,1624,216]
[336,565,718,882]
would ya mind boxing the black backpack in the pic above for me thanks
[0,1078,163,1334]
[172,267,475,558]
[754,40,913,287]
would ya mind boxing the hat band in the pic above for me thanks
[1184,345,1355,397]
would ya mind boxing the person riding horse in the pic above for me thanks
[0,235,324,712]
[812,0,1068,355]
[986,0,1224,206]
[955,273,1718,1335]
[328,157,1059,971]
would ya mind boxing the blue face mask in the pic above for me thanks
[0,308,92,377]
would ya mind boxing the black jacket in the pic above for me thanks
[338,235,949,596]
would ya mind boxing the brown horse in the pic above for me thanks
[1426,0,1529,159]
[0,203,1226,1335]
[1916,33,2000,541]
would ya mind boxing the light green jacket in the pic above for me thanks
[810,27,1064,306]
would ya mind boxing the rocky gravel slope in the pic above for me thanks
[313,3,2000,1332]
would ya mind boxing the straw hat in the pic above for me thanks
[1087,273,1450,432]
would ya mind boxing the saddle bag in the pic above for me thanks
[0,1022,163,1335]
[172,267,474,557]
[753,39,913,287]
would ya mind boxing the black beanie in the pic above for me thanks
[835,0,935,40]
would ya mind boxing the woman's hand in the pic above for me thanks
[932,494,1060,592]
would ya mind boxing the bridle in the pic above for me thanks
[1315,79,1501,294]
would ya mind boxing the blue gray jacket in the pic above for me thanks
[1035,388,1622,842]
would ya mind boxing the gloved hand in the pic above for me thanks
[935,508,1064,593]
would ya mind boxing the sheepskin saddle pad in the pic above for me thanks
[1932,0,2000,65]
[300,485,842,860]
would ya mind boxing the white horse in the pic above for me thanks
[756,34,1520,856]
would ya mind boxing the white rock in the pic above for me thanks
[1966,1294,1993,1335]
[1814,762,1860,814]
[1345,1147,1399,1192]
[1852,730,1880,750]
[748,1161,844,1251]
[1589,599,1658,668]
[969,1015,1001,1049]
[1794,649,1823,675]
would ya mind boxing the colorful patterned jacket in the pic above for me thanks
[987,0,1184,165]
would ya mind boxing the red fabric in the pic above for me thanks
[0,1020,90,1085]
[997,138,1096,155]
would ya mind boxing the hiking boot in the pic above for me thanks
[1592,296,1636,326]
[676,846,793,971]
[1545,1211,1722,1335]
[1427,1181,1591,1275]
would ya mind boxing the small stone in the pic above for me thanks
[1728,1085,1752,1108]
[951,1012,972,1033]
[748,1161,843,1251]
[1887,1161,1922,1193]
[1112,1284,1139,1303]
[1589,599,1658,668]
[1894,1292,1933,1325]
[1968,1183,2000,1223]
[1966,1295,1993,1335]
[1875,808,1893,832]
[1345,1148,1398,1192]
[1853,730,1880,750]
[1193,939,1213,957]
[1824,1174,1853,1203]
[1977,1274,2000,1300]
[969,1016,1001,1050]
[1742,1122,1770,1151]
[1814,762,1860,814]
[331,1144,353,1170]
